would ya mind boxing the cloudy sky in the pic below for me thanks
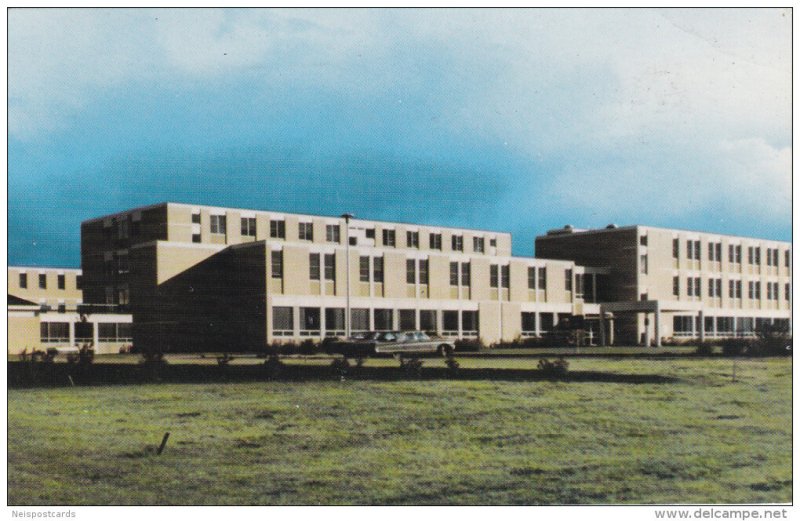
[8,8,791,266]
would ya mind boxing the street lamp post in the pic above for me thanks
[341,213,354,339]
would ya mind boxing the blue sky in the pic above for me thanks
[8,8,792,267]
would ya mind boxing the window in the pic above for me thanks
[309,253,320,280]
[19,273,27,288]
[729,280,735,298]
[748,281,755,300]
[755,247,761,265]
[747,247,754,264]
[639,235,647,246]
[755,281,761,300]
[299,222,313,241]
[241,217,256,237]
[382,229,396,247]
[461,262,470,287]
[450,262,459,286]
[191,213,201,224]
[273,307,293,333]
[117,254,129,274]
[419,310,437,331]
[210,215,226,234]
[351,308,370,331]
[640,255,648,274]
[473,237,485,253]
[716,279,722,298]
[192,233,201,243]
[692,240,701,260]
[429,233,442,250]
[39,274,47,289]
[117,286,130,305]
[708,278,718,297]
[365,228,375,239]
[270,220,285,239]
[462,311,478,334]
[407,231,419,248]
[75,275,82,290]
[501,265,510,289]
[300,308,320,332]
[490,265,499,288]
[736,280,742,299]
[766,282,772,301]
[490,238,497,247]
[729,244,735,263]
[360,257,370,282]
[673,239,679,259]
[735,245,742,264]
[528,267,536,290]
[271,250,283,278]
[443,310,459,332]
[399,310,416,330]
[772,249,779,267]
[538,267,547,290]
[325,308,345,334]
[521,312,537,333]
[40,322,69,343]
[673,276,680,297]
[786,283,791,301]
[695,277,701,297]
[58,274,65,290]
[785,250,791,268]
[324,254,336,281]
[451,235,464,251]
[406,259,416,284]
[565,269,573,291]
[326,224,340,243]
[708,242,721,262]
[118,219,130,240]
[372,256,383,283]
[419,260,429,285]
[715,243,722,262]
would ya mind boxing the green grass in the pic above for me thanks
[8,357,791,505]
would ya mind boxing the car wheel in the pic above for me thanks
[438,344,453,357]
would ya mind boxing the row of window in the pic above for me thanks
[673,316,789,336]
[18,273,79,291]
[102,216,142,242]
[671,239,790,267]
[40,322,132,343]
[672,276,790,301]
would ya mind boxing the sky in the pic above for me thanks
[7,8,792,267]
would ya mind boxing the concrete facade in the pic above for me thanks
[81,203,606,351]
[536,225,792,345]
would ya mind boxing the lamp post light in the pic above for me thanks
[341,213,354,339]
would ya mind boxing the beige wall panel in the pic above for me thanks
[470,258,491,301]
[509,260,528,302]
[478,301,501,344]
[283,246,310,295]
[8,314,42,354]
[227,210,242,245]
[155,243,222,285]
[502,302,522,341]
[383,252,406,298]
[166,204,194,242]
[428,257,450,299]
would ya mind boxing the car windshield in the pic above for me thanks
[375,332,398,341]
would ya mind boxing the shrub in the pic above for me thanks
[140,351,166,365]
[721,338,750,357]
[216,353,234,367]
[400,357,424,377]
[537,357,569,377]
[78,344,94,365]
[330,358,350,378]
[454,338,486,352]
[694,342,715,356]
[751,323,792,357]
[263,354,284,379]
[445,355,460,375]
[298,339,318,355]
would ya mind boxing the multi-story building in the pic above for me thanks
[80,202,608,351]
[536,225,792,345]
[7,266,132,354]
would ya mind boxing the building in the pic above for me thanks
[80,202,609,352]
[7,266,132,354]
[536,225,792,345]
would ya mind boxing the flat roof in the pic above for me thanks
[537,224,790,245]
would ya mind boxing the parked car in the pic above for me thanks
[326,331,455,357]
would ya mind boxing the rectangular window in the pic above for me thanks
[687,278,693,297]
[449,262,459,286]
[429,233,442,250]
[271,250,283,279]
[673,239,679,259]
[373,256,383,283]
[419,260,429,285]
[528,267,536,290]
[473,237,485,253]
[75,275,82,290]
[639,235,648,246]
[443,310,459,332]
[351,308,370,332]
[462,310,478,333]
[773,249,779,267]
[766,249,773,266]
[748,281,755,300]
[272,307,293,332]
[39,274,47,289]
[407,231,419,248]
[736,280,742,299]
[192,233,201,243]
[461,262,470,287]
[693,241,701,260]
[490,238,497,247]
[382,229,396,247]
[755,247,761,265]
[41,322,70,343]
[565,269,573,291]
[728,280,735,298]
[374,309,393,331]
[640,255,648,274]
[406,259,416,284]
[728,244,734,263]
[451,235,463,251]
[241,217,256,237]
[538,267,547,290]
[736,246,742,263]
[673,276,680,297]
[785,250,791,268]
[299,222,314,241]
[300,307,320,332]
[708,278,715,297]
[766,282,772,300]
[326,224,340,243]
[360,256,370,282]
[501,265,510,289]
[490,265,499,288]
[420,310,437,332]
[210,215,226,234]
[309,253,320,280]
[755,281,761,300]
[748,247,754,264]
[270,220,286,239]
[694,277,701,297]
[521,312,537,333]
[324,254,336,281]
[325,308,345,333]
[57,274,65,290]
[399,309,416,330]
[365,228,375,239]
[786,283,791,301]
[117,254,130,274]
[716,279,722,297]
[19,273,27,288]
[191,212,201,224]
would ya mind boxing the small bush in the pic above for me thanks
[537,358,569,377]
[454,338,486,352]
[298,339,318,355]
[140,351,167,365]
[721,338,750,357]
[400,357,424,378]
[694,342,715,356]
[263,354,284,379]
[445,356,460,375]
[217,353,234,367]
[330,358,350,378]
[751,323,792,357]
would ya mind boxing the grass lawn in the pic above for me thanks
[7,356,791,505]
